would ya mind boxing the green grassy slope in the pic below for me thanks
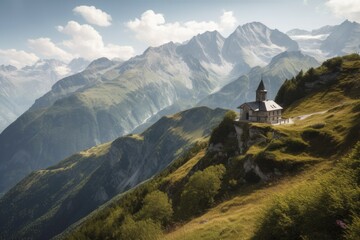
[59,54,360,240]
[0,107,226,240]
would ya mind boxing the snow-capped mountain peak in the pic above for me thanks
[222,22,298,68]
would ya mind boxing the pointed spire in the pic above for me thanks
[257,78,265,91]
[256,78,267,102]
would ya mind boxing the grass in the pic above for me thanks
[60,55,360,240]
[79,142,112,157]
[163,150,206,185]
[282,91,351,118]
[245,145,266,156]
[162,96,358,239]
[164,162,333,240]
[276,99,360,156]
[127,134,145,141]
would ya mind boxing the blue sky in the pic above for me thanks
[0,0,359,67]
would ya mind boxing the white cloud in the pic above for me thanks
[28,38,73,62]
[73,5,112,27]
[126,10,237,46]
[0,49,39,68]
[57,21,135,60]
[220,11,237,30]
[325,0,360,22]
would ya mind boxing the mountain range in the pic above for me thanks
[0,58,89,132]
[1,19,357,136]
[0,54,359,239]
[287,20,360,61]
[0,17,359,239]
[198,51,319,109]
[61,54,360,240]
[0,22,301,194]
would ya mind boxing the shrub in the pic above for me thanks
[345,216,360,240]
[254,171,360,239]
[253,142,360,240]
[323,57,343,71]
[179,164,226,218]
[275,75,306,107]
[224,110,237,121]
[119,217,163,240]
[210,111,236,144]
[136,190,173,225]
[301,129,339,156]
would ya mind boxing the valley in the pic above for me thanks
[0,2,360,239]
[0,54,358,239]
[0,22,305,194]
[60,54,360,240]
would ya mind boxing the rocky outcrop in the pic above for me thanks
[207,120,286,183]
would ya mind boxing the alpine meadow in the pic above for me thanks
[0,1,359,239]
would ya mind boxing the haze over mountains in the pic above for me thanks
[0,22,301,194]
[0,1,360,236]
[0,20,358,196]
[287,20,360,61]
[0,107,226,239]
[198,51,319,109]
[0,58,89,132]
[1,53,359,240]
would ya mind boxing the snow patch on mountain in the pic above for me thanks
[288,20,360,61]
[0,58,90,132]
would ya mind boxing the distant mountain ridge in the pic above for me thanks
[287,20,360,60]
[321,20,360,55]
[198,51,319,109]
[0,58,90,132]
[223,22,298,68]
[0,22,300,194]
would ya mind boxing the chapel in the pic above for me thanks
[238,80,282,123]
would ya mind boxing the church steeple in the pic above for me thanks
[256,79,267,102]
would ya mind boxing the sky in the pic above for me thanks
[0,0,359,68]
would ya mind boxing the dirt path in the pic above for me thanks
[293,110,328,121]
[275,109,329,125]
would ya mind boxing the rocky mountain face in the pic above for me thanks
[287,20,360,61]
[223,22,298,70]
[198,51,319,110]
[29,57,116,111]
[0,107,226,240]
[321,20,360,56]
[0,58,89,132]
[0,22,299,194]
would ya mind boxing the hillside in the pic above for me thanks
[57,54,360,240]
[0,107,226,240]
[0,22,299,195]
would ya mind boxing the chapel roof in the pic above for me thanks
[238,100,283,111]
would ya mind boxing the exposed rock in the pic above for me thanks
[243,157,268,182]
